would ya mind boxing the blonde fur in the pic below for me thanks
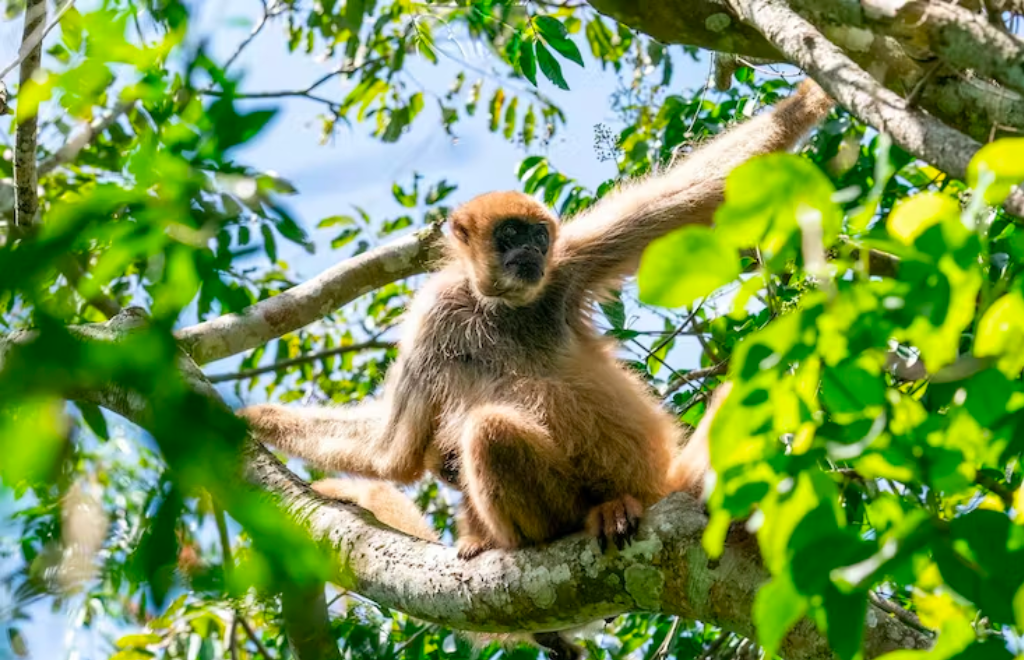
[241,80,832,551]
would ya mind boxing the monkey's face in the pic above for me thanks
[491,217,550,293]
[449,191,558,307]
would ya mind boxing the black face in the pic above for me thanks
[493,217,550,283]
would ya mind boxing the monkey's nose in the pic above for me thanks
[510,258,543,282]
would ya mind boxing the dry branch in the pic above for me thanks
[176,225,444,365]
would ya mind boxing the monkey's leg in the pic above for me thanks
[455,501,498,560]
[459,405,577,554]
[585,495,644,553]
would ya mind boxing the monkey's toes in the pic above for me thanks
[456,535,494,560]
[586,495,643,552]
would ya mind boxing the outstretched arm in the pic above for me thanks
[239,362,436,483]
[555,79,834,292]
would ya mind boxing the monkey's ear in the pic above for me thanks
[451,219,470,244]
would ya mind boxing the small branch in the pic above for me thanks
[239,616,277,660]
[885,351,992,383]
[39,101,137,176]
[175,224,444,365]
[726,0,1024,217]
[201,58,387,109]
[867,592,932,637]
[221,3,274,76]
[663,362,729,398]
[12,0,47,234]
[0,0,75,82]
[62,255,122,319]
[207,340,395,383]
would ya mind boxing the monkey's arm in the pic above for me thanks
[555,79,834,289]
[240,363,437,483]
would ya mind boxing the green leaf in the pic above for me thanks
[887,193,960,245]
[261,224,278,264]
[754,575,808,659]
[823,586,867,660]
[820,361,886,417]
[967,137,1024,205]
[536,42,569,90]
[637,226,741,308]
[715,153,840,268]
[116,633,162,650]
[1014,581,1024,629]
[534,16,584,67]
[392,183,418,208]
[76,401,109,440]
[318,215,357,229]
[518,40,538,86]
[974,290,1024,377]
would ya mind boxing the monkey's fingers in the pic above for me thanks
[456,534,495,560]
[585,495,644,553]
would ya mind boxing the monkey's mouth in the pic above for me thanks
[503,254,545,283]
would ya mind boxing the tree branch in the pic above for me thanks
[38,100,137,177]
[207,340,395,383]
[249,442,931,660]
[725,0,1024,217]
[0,0,75,81]
[176,225,444,365]
[12,0,47,233]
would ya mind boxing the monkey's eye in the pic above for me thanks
[534,225,549,250]
[498,223,518,241]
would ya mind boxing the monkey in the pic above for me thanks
[239,78,833,562]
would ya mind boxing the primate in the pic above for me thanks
[241,78,832,559]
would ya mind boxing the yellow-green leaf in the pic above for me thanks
[974,290,1024,377]
[967,137,1024,205]
[638,226,741,308]
[886,192,960,245]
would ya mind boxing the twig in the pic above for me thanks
[240,617,277,660]
[0,0,75,81]
[207,339,395,383]
[663,362,729,398]
[12,0,47,234]
[649,616,683,660]
[39,100,137,176]
[215,504,277,659]
[868,591,933,636]
[229,616,240,660]
[221,2,273,75]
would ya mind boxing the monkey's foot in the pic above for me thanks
[585,495,643,552]
[534,632,583,660]
[457,535,495,560]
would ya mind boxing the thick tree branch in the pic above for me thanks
[1,313,933,660]
[176,224,444,365]
[250,443,931,660]
[725,0,1024,217]
[12,0,46,233]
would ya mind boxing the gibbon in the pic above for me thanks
[240,79,833,558]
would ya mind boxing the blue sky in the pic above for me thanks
[0,2,711,657]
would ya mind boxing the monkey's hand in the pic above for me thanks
[456,534,496,560]
[237,403,289,437]
[585,495,643,552]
